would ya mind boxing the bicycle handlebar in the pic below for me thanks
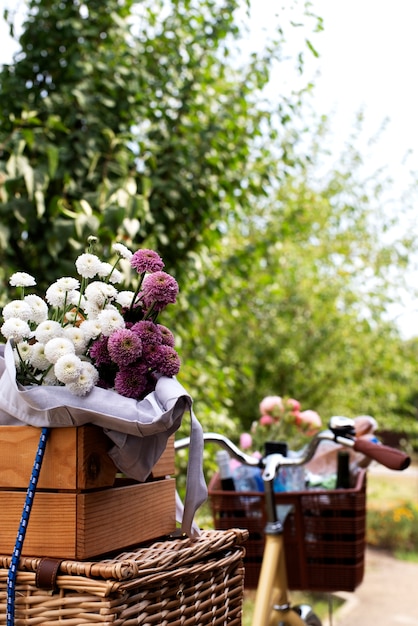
[353,438,410,470]
[175,419,411,473]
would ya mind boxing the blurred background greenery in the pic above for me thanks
[1,0,418,459]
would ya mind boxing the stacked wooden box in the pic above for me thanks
[0,425,176,559]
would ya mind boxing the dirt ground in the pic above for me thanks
[325,548,418,626]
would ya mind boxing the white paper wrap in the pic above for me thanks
[0,341,207,537]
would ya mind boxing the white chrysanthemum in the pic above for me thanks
[66,361,99,396]
[116,290,135,308]
[35,320,64,343]
[63,326,88,354]
[9,272,36,288]
[75,253,102,279]
[66,290,83,306]
[55,276,80,291]
[84,282,107,308]
[44,336,75,364]
[112,242,133,260]
[15,341,32,362]
[83,302,101,319]
[1,318,31,342]
[97,307,125,336]
[24,295,49,324]
[2,300,32,321]
[79,319,102,340]
[84,282,117,310]
[29,343,50,371]
[45,282,68,307]
[102,283,117,299]
[54,353,83,384]
[98,262,113,278]
[107,268,123,284]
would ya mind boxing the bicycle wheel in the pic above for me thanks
[294,604,322,626]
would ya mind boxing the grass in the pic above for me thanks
[366,465,418,509]
[366,463,418,558]
[394,550,418,562]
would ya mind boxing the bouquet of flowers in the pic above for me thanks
[1,237,180,400]
[241,394,322,454]
[0,237,206,536]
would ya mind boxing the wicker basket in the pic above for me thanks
[208,469,367,592]
[0,529,248,625]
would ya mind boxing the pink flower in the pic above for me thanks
[286,398,301,413]
[157,324,176,347]
[107,328,142,366]
[154,344,181,376]
[240,433,253,450]
[130,249,164,274]
[259,395,283,417]
[114,364,149,398]
[131,320,162,345]
[141,271,179,312]
[259,414,275,426]
[296,410,322,435]
[141,341,163,368]
[89,335,112,365]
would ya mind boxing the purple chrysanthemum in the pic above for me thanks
[107,328,142,366]
[130,249,164,274]
[89,335,112,366]
[141,341,163,369]
[114,364,150,399]
[141,271,179,312]
[157,324,176,347]
[131,320,162,346]
[154,344,181,377]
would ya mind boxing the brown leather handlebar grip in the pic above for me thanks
[353,439,411,470]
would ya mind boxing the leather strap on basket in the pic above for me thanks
[36,557,63,590]
[7,427,50,626]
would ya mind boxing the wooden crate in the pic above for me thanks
[0,425,175,489]
[0,425,176,559]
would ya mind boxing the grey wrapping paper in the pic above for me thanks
[0,341,207,537]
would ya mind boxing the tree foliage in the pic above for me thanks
[170,115,418,446]
[0,0,311,289]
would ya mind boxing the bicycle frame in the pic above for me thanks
[251,458,312,626]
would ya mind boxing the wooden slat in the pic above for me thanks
[0,426,174,489]
[0,490,77,557]
[0,479,176,559]
[78,479,176,558]
[151,435,175,478]
[0,425,117,490]
[76,425,117,489]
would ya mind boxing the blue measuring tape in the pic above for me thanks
[7,427,50,626]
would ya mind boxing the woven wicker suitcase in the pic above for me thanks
[0,529,248,625]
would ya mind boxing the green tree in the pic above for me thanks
[0,0,317,292]
[171,114,418,446]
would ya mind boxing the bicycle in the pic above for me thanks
[175,416,410,626]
